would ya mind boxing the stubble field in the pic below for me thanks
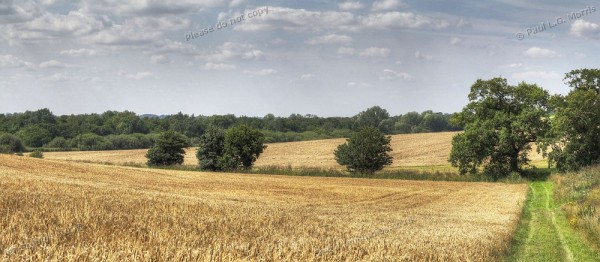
[0,154,528,261]
[44,132,544,170]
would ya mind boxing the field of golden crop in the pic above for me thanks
[0,154,527,261]
[44,132,544,170]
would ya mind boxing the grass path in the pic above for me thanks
[508,181,599,261]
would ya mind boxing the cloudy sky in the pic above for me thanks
[1,0,599,117]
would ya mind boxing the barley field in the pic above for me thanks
[0,154,527,261]
[43,132,546,169]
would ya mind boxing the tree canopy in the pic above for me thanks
[334,127,393,174]
[449,77,550,179]
[196,126,225,171]
[221,125,266,170]
[146,131,190,166]
[544,69,600,171]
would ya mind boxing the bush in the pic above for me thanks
[146,131,190,166]
[0,133,25,153]
[334,127,393,174]
[29,150,44,158]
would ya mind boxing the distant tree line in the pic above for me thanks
[0,107,461,151]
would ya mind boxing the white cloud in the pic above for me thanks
[81,0,231,16]
[338,2,364,11]
[523,47,556,58]
[506,63,523,68]
[229,0,245,7]
[45,72,69,82]
[199,42,264,62]
[570,20,600,38]
[0,54,35,68]
[234,7,355,32]
[119,70,153,80]
[338,47,390,57]
[415,51,432,60]
[7,9,110,43]
[347,82,370,88]
[233,7,447,33]
[150,54,171,64]
[306,34,353,45]
[243,69,277,76]
[0,1,39,24]
[300,73,315,80]
[39,60,67,68]
[359,47,391,57]
[379,69,412,81]
[358,12,449,30]
[338,47,356,55]
[449,37,461,45]
[372,0,405,11]
[60,48,98,57]
[89,20,162,46]
[511,71,561,80]
[203,62,236,71]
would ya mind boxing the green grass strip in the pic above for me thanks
[506,181,599,261]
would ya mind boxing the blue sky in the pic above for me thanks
[0,0,599,116]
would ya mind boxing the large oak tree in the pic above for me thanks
[449,77,550,179]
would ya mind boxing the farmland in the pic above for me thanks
[43,132,545,170]
[0,154,527,260]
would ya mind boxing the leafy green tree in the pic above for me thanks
[421,112,449,132]
[16,124,52,148]
[45,137,70,150]
[334,127,393,174]
[221,125,266,170]
[196,126,225,171]
[354,106,390,131]
[449,77,550,179]
[72,133,111,151]
[544,69,600,171]
[0,133,25,153]
[146,131,190,166]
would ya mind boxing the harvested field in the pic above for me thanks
[44,132,545,170]
[0,154,527,261]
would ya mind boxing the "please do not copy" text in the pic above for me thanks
[185,6,269,41]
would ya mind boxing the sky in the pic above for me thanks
[0,0,599,117]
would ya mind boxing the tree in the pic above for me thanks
[354,106,390,131]
[146,131,190,166]
[449,77,550,179]
[0,133,25,153]
[544,69,600,171]
[16,124,52,148]
[334,127,393,174]
[196,126,225,171]
[45,137,70,150]
[221,125,266,170]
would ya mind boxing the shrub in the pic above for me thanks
[146,131,190,166]
[29,150,44,158]
[0,133,25,153]
[334,127,393,174]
